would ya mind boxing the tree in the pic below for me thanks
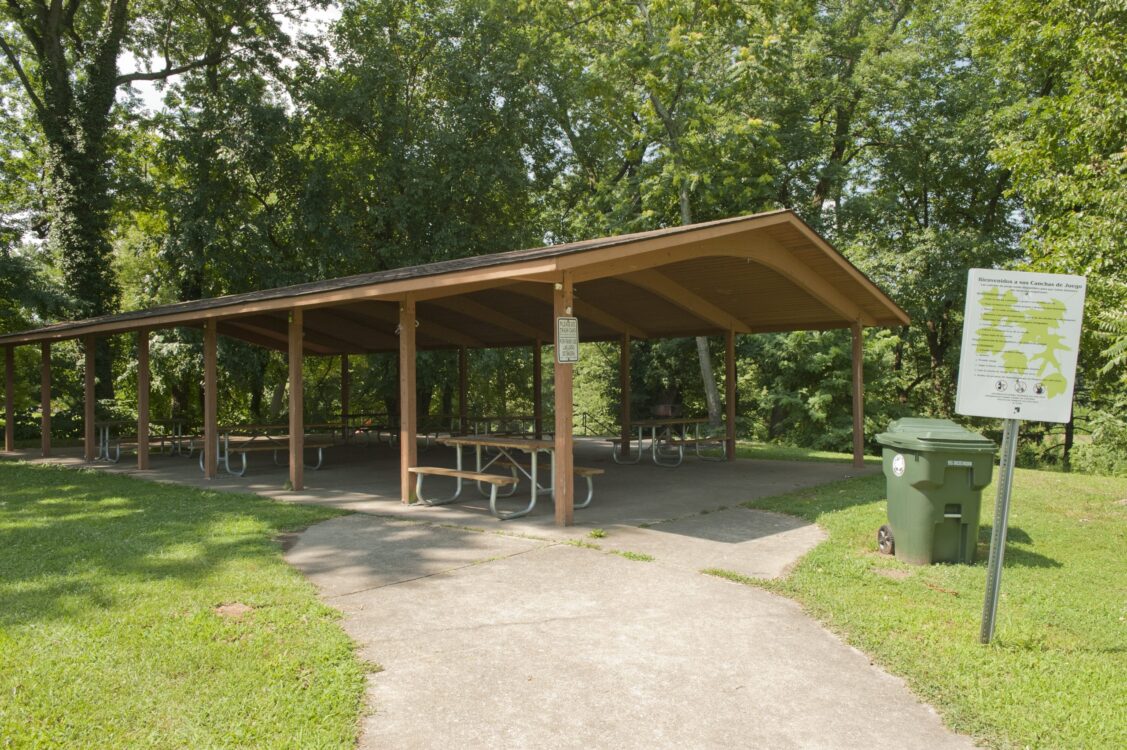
[973,0,1127,467]
[0,0,309,320]
[832,0,1021,413]
[302,0,556,273]
[535,0,785,424]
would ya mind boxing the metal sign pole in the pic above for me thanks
[980,417,1020,644]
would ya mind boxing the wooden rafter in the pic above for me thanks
[220,319,338,356]
[426,297,547,342]
[621,269,751,333]
[341,302,485,349]
[504,284,649,339]
[303,308,399,351]
[743,241,874,325]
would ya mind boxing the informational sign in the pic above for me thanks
[956,269,1086,424]
[952,269,1087,644]
[556,316,579,364]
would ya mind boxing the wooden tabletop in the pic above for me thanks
[439,434,555,451]
[631,417,711,427]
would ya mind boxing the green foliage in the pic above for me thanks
[972,0,1127,408]
[1,0,1123,468]
[1071,403,1127,477]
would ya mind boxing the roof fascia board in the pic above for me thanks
[784,217,910,326]
[555,213,793,281]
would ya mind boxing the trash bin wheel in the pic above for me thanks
[877,524,895,555]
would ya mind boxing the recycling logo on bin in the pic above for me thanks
[892,453,906,477]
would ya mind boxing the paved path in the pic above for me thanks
[287,514,977,749]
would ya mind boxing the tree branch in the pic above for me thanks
[0,34,46,116]
[115,51,224,84]
[6,0,45,54]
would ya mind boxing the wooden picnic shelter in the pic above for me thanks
[0,209,909,526]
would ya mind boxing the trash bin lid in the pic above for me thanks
[875,417,997,453]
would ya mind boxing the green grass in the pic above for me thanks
[734,440,882,465]
[612,549,654,562]
[720,468,1127,749]
[0,462,367,748]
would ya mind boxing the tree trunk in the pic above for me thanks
[677,184,723,426]
[696,336,721,427]
[1063,415,1075,471]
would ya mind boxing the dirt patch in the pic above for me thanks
[872,567,911,581]
[1115,498,1127,507]
[276,531,303,553]
[215,602,255,619]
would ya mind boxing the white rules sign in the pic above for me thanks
[955,269,1086,423]
[556,316,579,364]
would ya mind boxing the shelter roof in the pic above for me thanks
[0,209,909,353]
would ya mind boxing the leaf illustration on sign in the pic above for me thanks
[1001,350,1028,373]
[977,286,1072,396]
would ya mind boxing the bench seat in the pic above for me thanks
[410,466,522,519]
[492,459,601,509]
[410,466,518,486]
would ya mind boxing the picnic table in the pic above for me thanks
[610,417,725,467]
[195,425,337,476]
[93,418,193,463]
[410,434,601,521]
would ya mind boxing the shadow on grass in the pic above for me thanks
[977,524,1062,568]
[0,462,492,629]
[740,473,888,522]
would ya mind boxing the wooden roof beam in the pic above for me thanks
[425,297,547,342]
[340,302,485,349]
[743,240,876,325]
[504,284,650,339]
[621,270,751,334]
[305,308,400,350]
[220,319,339,356]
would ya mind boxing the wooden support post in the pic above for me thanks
[340,354,350,439]
[137,330,150,470]
[619,335,631,458]
[289,310,305,491]
[4,346,14,452]
[458,346,468,435]
[40,341,51,457]
[203,320,218,479]
[726,329,737,461]
[553,274,575,526]
[533,340,543,440]
[83,336,96,462]
[851,322,865,469]
[399,299,418,503]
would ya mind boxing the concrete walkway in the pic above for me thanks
[6,442,976,746]
[287,514,977,749]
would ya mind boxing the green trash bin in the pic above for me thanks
[875,418,997,565]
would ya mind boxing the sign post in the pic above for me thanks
[955,269,1085,644]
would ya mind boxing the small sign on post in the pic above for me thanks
[556,316,579,364]
[955,269,1086,643]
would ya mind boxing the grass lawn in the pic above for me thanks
[735,440,882,465]
[0,462,367,748]
[710,466,1127,749]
